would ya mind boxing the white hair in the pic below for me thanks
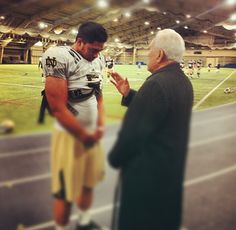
[153,29,185,63]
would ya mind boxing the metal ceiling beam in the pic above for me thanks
[16,0,75,29]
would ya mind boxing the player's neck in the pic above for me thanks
[71,44,79,52]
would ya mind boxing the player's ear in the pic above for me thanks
[76,38,84,48]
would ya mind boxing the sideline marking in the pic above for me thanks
[184,164,236,187]
[195,101,236,113]
[0,82,42,88]
[0,173,50,188]
[189,131,236,148]
[193,70,236,110]
[192,113,236,126]
[0,147,49,159]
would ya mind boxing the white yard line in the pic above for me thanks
[189,131,236,148]
[195,101,236,113]
[0,131,50,140]
[0,82,42,88]
[0,147,49,159]
[192,113,236,126]
[0,173,50,188]
[184,164,236,187]
[193,70,236,110]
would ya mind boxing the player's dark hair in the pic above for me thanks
[76,21,108,43]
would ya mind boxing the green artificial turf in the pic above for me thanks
[0,64,235,135]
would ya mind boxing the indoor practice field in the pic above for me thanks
[1,0,236,229]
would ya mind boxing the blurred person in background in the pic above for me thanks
[187,60,194,79]
[208,63,212,72]
[42,21,108,230]
[108,29,193,230]
[196,59,202,78]
[216,63,221,73]
[38,56,45,82]
[105,56,114,83]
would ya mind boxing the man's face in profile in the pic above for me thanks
[79,40,104,61]
[147,39,160,73]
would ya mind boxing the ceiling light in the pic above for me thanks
[113,18,118,22]
[225,0,236,5]
[38,22,47,29]
[54,27,63,35]
[203,30,208,33]
[71,29,77,35]
[144,21,150,25]
[230,13,236,20]
[124,11,131,17]
[115,38,120,42]
[222,24,236,30]
[163,12,167,15]
[184,26,188,29]
[0,16,5,20]
[34,41,43,47]
[97,0,109,8]
[142,0,150,3]
[186,14,191,18]
[176,20,180,24]
[157,27,161,30]
[150,31,154,34]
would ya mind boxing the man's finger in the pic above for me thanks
[110,77,117,86]
[111,72,121,80]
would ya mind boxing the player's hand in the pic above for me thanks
[94,126,104,140]
[110,72,130,97]
[79,131,97,149]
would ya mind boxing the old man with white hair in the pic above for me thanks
[108,29,193,230]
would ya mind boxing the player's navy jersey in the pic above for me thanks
[42,46,105,131]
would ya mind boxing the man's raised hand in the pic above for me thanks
[110,72,130,97]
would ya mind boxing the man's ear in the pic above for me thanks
[76,38,84,49]
[156,49,165,63]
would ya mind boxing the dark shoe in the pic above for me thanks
[76,220,103,230]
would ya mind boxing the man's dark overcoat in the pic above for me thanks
[109,63,193,230]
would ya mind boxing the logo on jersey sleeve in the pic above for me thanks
[46,56,57,68]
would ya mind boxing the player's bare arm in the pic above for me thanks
[95,93,105,140]
[45,76,97,143]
